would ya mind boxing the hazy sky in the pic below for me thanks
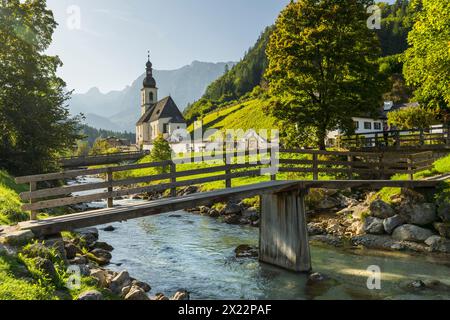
[46,0,290,94]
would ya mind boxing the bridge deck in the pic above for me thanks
[19,179,440,236]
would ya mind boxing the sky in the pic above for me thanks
[46,0,290,94]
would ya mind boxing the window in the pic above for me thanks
[374,122,381,131]
[149,92,154,101]
[364,122,372,130]
[163,123,169,134]
[354,121,360,129]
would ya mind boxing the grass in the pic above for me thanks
[188,99,277,133]
[0,170,29,225]
[378,154,450,203]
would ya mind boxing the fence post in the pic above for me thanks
[379,153,384,179]
[347,155,353,180]
[395,132,401,150]
[225,165,232,188]
[170,162,177,197]
[29,182,37,221]
[312,153,319,181]
[107,168,113,208]
[270,148,277,181]
[419,129,425,146]
[447,124,450,145]
[407,155,414,181]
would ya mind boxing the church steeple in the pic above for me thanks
[143,51,156,88]
[141,51,158,116]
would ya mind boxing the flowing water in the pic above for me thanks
[72,177,450,300]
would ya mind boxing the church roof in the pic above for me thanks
[136,96,186,125]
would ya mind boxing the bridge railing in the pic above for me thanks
[338,125,450,150]
[15,150,434,220]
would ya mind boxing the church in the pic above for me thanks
[136,54,186,148]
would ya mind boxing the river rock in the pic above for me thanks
[370,200,396,219]
[438,203,450,222]
[132,280,151,293]
[75,228,99,245]
[78,290,103,301]
[90,248,112,263]
[224,214,241,225]
[398,203,437,226]
[425,235,442,247]
[208,209,220,218]
[392,224,435,243]
[92,242,114,252]
[44,237,67,262]
[102,226,116,232]
[235,245,258,258]
[69,256,88,265]
[364,217,385,235]
[426,236,450,253]
[224,203,242,215]
[0,230,34,245]
[172,290,190,300]
[316,196,340,210]
[434,222,450,238]
[242,207,259,222]
[124,286,150,300]
[110,271,132,294]
[383,215,405,234]
[65,242,82,260]
[90,269,108,288]
[352,234,403,251]
[35,257,58,280]
[310,235,344,247]
[155,293,169,300]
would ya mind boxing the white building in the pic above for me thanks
[136,55,186,149]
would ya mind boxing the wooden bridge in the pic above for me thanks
[15,149,443,273]
[59,151,148,169]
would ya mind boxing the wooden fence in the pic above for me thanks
[339,125,450,150]
[16,150,434,220]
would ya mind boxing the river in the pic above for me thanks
[72,177,450,300]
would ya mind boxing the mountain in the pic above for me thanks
[184,27,273,122]
[68,61,235,131]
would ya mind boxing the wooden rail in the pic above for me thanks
[59,151,149,168]
[16,149,435,220]
[339,125,450,150]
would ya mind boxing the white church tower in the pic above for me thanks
[141,52,158,116]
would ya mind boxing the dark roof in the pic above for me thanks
[136,96,186,125]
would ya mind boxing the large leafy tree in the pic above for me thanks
[265,0,386,149]
[0,0,81,175]
[403,0,450,124]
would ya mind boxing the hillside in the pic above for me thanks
[188,99,277,134]
[184,1,417,125]
[69,61,235,131]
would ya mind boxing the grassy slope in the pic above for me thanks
[378,154,450,203]
[0,170,28,225]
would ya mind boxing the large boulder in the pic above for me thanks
[0,230,34,245]
[75,228,99,245]
[315,196,340,210]
[224,203,242,215]
[370,200,396,219]
[92,242,114,252]
[398,203,437,226]
[172,290,190,300]
[235,245,258,258]
[90,269,108,288]
[425,236,450,253]
[65,242,82,260]
[433,223,450,238]
[364,217,385,235]
[392,224,435,243]
[124,286,150,300]
[132,280,151,293]
[78,290,103,301]
[109,270,132,294]
[223,214,241,225]
[34,257,58,280]
[383,215,405,234]
[437,202,450,222]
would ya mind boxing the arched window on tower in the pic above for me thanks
[149,92,154,102]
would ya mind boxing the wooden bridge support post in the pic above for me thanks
[259,189,312,273]
[107,168,113,208]
[29,182,37,221]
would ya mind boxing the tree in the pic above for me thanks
[0,0,81,175]
[403,0,450,124]
[265,0,386,150]
[89,138,119,156]
[388,106,438,129]
[150,135,173,174]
